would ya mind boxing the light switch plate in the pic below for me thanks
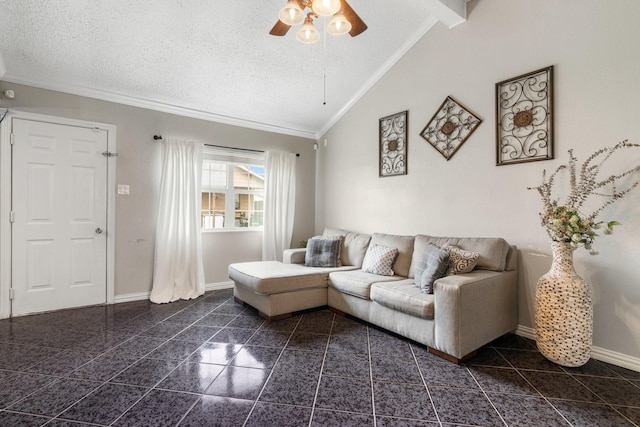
[118,184,130,195]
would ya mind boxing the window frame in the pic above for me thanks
[201,147,265,232]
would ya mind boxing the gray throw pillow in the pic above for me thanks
[305,237,341,267]
[414,243,450,294]
[312,235,344,266]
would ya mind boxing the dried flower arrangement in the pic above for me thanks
[528,140,640,254]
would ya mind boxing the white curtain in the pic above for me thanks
[262,150,297,261]
[151,137,205,303]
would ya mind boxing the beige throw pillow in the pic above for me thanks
[445,245,480,275]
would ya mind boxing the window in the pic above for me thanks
[201,148,265,230]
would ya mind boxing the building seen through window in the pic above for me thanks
[201,160,265,230]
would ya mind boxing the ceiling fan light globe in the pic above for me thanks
[279,0,304,25]
[312,0,341,17]
[296,20,320,43]
[326,13,351,35]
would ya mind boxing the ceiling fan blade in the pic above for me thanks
[342,0,367,37]
[270,20,291,36]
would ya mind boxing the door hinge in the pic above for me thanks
[9,288,14,300]
[9,211,14,223]
[10,133,15,145]
[102,151,119,157]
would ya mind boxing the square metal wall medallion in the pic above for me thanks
[420,96,482,160]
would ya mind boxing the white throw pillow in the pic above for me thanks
[361,244,398,276]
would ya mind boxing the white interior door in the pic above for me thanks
[11,118,108,316]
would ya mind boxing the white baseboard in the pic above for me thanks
[515,325,640,373]
[515,325,536,340]
[114,292,150,304]
[114,281,234,304]
[206,281,234,291]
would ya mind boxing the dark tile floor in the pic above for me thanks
[0,289,639,427]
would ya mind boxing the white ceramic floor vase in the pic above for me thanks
[535,241,593,367]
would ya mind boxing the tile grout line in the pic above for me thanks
[570,372,640,426]
[3,375,104,422]
[103,296,237,426]
[0,291,231,424]
[242,314,304,427]
[104,318,218,425]
[51,296,224,387]
[490,345,574,426]
[410,344,443,427]
[3,295,640,427]
[506,340,640,422]
[366,324,378,427]
[306,311,337,427]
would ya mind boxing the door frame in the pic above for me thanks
[0,111,117,318]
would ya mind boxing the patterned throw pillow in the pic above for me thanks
[304,237,342,267]
[314,235,344,266]
[414,243,450,294]
[445,245,480,275]
[361,244,398,276]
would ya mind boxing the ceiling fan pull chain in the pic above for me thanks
[323,17,327,106]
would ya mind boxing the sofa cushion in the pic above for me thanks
[414,243,449,294]
[229,261,332,295]
[371,280,435,319]
[409,236,511,277]
[445,245,480,275]
[322,227,372,268]
[370,233,415,277]
[329,270,403,300]
[322,226,347,237]
[361,244,398,276]
[305,236,343,267]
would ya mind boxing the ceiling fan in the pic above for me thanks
[270,0,368,43]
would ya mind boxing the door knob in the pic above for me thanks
[95,227,104,235]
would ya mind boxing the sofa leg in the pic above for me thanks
[234,296,245,305]
[258,311,292,322]
[428,347,477,364]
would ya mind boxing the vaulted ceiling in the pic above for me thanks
[0,0,467,138]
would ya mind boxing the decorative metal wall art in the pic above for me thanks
[419,96,482,161]
[496,66,554,165]
[379,110,408,177]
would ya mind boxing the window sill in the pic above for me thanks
[201,228,263,234]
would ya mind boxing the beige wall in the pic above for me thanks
[317,0,640,359]
[0,82,316,295]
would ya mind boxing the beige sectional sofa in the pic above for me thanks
[228,227,518,363]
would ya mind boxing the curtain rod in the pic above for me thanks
[153,135,299,157]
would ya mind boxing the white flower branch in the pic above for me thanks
[528,140,640,254]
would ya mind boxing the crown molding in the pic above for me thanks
[427,0,468,29]
[0,74,318,140]
[317,16,440,138]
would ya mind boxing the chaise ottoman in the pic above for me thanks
[229,261,352,320]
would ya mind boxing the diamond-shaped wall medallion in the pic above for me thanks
[420,96,482,160]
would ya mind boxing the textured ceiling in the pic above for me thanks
[0,0,466,138]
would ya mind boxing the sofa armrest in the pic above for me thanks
[283,248,306,264]
[433,270,518,359]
